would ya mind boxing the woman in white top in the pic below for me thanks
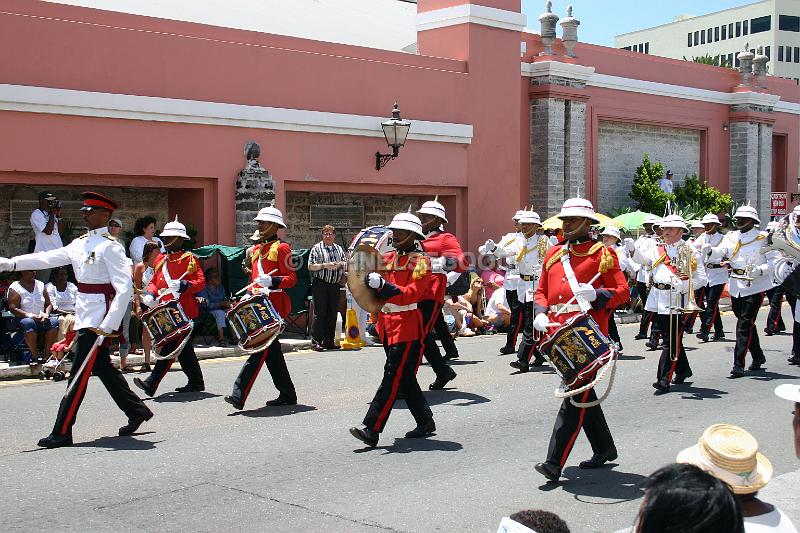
[129,216,164,264]
[132,241,161,372]
[45,266,78,342]
[7,270,59,363]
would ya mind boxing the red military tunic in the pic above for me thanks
[534,239,629,335]
[148,251,206,319]
[421,231,467,301]
[375,251,434,344]
[249,237,297,318]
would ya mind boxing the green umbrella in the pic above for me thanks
[611,210,655,231]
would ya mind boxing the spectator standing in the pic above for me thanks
[30,191,64,283]
[132,241,161,372]
[659,170,674,194]
[7,270,59,364]
[129,216,164,264]
[45,266,77,341]
[109,218,137,371]
[197,267,232,346]
[308,225,346,351]
[480,254,504,301]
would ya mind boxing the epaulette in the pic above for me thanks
[544,246,566,271]
[587,242,605,256]
[101,233,123,247]
[77,233,88,239]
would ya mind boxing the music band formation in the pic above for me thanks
[1,191,798,484]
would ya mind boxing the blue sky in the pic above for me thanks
[521,0,753,46]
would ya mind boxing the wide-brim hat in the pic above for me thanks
[556,198,600,223]
[388,212,425,239]
[660,214,687,230]
[417,196,448,223]
[643,214,660,225]
[734,205,760,221]
[775,383,800,403]
[253,205,286,228]
[160,215,190,240]
[701,214,721,225]
[677,424,773,494]
[518,211,542,225]
[690,220,704,229]
[600,226,621,240]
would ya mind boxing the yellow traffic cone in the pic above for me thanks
[340,307,366,350]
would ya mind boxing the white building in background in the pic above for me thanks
[614,0,800,84]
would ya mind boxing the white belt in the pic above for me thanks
[381,303,418,313]
[550,304,581,313]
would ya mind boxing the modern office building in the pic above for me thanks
[615,0,800,83]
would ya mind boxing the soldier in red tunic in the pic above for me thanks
[350,213,436,447]
[134,216,206,397]
[531,199,629,482]
[224,205,298,409]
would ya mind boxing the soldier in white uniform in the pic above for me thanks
[484,211,552,372]
[634,215,707,394]
[694,214,727,342]
[683,220,709,334]
[0,192,152,448]
[764,220,790,336]
[703,205,774,377]
[633,215,662,344]
[602,226,634,351]
[773,205,800,365]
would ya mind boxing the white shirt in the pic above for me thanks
[30,208,63,253]
[659,178,674,193]
[485,288,507,317]
[634,241,707,314]
[46,281,77,313]
[494,232,521,291]
[493,233,552,301]
[129,235,164,264]
[12,227,133,331]
[694,231,728,287]
[634,234,658,283]
[9,280,46,315]
[708,227,774,297]
[744,507,798,532]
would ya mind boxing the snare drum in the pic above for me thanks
[141,299,193,357]
[227,294,285,352]
[348,225,394,255]
[539,313,615,391]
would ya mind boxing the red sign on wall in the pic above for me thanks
[771,192,789,216]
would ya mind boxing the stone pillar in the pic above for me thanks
[728,105,774,226]
[235,141,275,247]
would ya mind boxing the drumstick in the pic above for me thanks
[156,270,193,301]
[554,272,602,316]
[235,269,278,296]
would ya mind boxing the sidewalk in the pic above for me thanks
[0,334,315,380]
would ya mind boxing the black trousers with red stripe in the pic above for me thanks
[545,387,614,468]
[682,286,706,330]
[607,313,622,349]
[516,300,542,364]
[699,283,725,336]
[654,313,691,383]
[637,282,653,337]
[732,293,766,368]
[143,339,204,393]
[363,340,433,433]
[765,286,787,334]
[229,340,296,407]
[419,299,455,377]
[52,329,150,437]
[503,289,522,351]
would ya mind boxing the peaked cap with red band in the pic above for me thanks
[80,191,118,212]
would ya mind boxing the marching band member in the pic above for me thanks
[350,212,435,447]
[241,229,264,277]
[417,197,462,390]
[703,205,774,377]
[532,198,629,482]
[683,220,709,334]
[632,215,661,344]
[485,211,551,372]
[774,206,800,366]
[0,192,152,448]
[601,226,633,351]
[224,205,297,409]
[134,216,206,396]
[634,215,706,394]
[764,220,788,337]
[694,214,727,342]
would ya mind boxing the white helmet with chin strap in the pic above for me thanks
[388,210,425,240]
[417,195,448,224]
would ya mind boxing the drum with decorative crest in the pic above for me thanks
[226,294,284,352]
[141,299,194,360]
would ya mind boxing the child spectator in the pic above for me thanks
[197,267,232,346]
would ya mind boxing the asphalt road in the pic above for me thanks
[2,307,799,533]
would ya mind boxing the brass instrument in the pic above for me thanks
[668,242,703,361]
[764,216,800,284]
[728,256,756,286]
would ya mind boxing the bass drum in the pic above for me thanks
[348,225,394,255]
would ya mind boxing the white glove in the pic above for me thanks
[484,239,496,252]
[167,279,182,293]
[753,264,769,278]
[533,313,551,332]
[701,243,712,256]
[256,274,272,288]
[431,256,446,274]
[624,238,635,253]
[446,271,461,286]
[367,272,384,289]
[574,283,597,302]
[140,294,155,308]
[0,258,13,272]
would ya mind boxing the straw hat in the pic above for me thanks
[676,424,773,494]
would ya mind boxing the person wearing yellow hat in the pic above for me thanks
[678,424,797,531]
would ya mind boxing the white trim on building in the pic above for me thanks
[416,4,527,33]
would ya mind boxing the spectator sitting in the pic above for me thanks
[129,215,164,264]
[7,270,59,365]
[485,285,511,332]
[774,384,800,458]
[30,190,64,282]
[45,266,77,343]
[458,274,489,334]
[479,254,504,301]
[497,509,570,533]
[677,424,797,532]
[197,267,232,346]
[632,463,744,533]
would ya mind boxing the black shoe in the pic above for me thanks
[443,352,459,360]
[713,333,725,340]
[224,395,244,410]
[530,356,546,367]
[499,346,516,355]
[534,462,562,482]
[730,366,746,378]
[138,364,151,373]
[175,383,205,393]
[652,380,670,393]
[37,434,73,448]
[579,446,618,469]
[696,331,709,342]
[119,408,154,436]
[510,360,529,373]
[764,330,774,337]
[634,334,648,340]
[672,371,693,384]
[133,377,155,397]
[788,356,800,365]
[685,327,693,334]
[429,368,457,390]
[350,426,378,447]
[310,343,325,352]
[322,344,341,350]
[645,341,659,351]
[748,358,766,371]
[266,395,297,407]
[405,419,436,438]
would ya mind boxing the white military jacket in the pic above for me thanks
[495,232,522,291]
[634,241,707,314]
[493,233,551,302]
[693,231,727,287]
[633,234,658,283]
[12,227,133,331]
[707,228,773,297]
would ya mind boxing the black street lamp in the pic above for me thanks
[375,102,411,170]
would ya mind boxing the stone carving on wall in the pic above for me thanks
[236,141,275,247]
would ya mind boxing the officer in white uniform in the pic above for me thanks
[0,192,152,448]
[773,205,800,365]
[633,215,662,343]
[693,214,727,341]
[704,205,774,377]
[683,220,709,334]
[634,214,706,394]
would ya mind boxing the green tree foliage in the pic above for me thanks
[629,154,672,215]
[683,54,732,68]
[673,174,734,215]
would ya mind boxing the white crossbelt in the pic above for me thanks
[550,304,581,313]
[381,303,417,313]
